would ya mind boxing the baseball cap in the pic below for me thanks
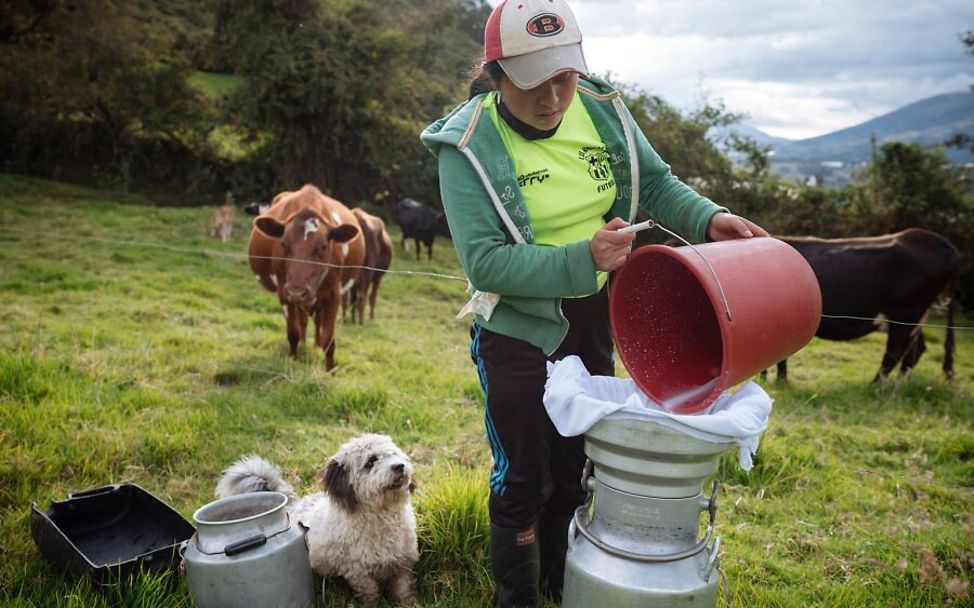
[484,0,589,90]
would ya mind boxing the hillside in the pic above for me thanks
[772,91,974,164]
[711,91,974,186]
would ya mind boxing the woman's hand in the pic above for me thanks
[591,217,636,271]
[706,213,769,242]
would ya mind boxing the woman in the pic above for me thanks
[421,1,767,606]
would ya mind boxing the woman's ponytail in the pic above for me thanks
[467,60,504,99]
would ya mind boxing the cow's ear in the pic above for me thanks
[255,216,285,238]
[328,224,359,243]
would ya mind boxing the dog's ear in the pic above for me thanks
[320,459,358,512]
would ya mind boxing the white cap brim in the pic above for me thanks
[497,42,589,90]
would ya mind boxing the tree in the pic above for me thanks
[0,0,59,43]
[0,0,210,190]
[866,142,968,230]
[210,0,485,205]
[613,80,811,238]
[851,141,974,312]
[945,30,974,156]
[616,82,737,192]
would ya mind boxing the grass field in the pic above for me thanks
[1,174,972,607]
[187,71,245,101]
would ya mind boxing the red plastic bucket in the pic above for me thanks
[609,237,821,413]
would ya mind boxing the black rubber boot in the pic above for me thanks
[537,511,572,602]
[491,524,540,608]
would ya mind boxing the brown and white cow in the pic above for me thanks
[208,203,235,243]
[347,208,394,324]
[248,185,366,370]
[770,228,959,382]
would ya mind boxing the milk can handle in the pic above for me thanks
[579,459,594,494]
[570,478,720,563]
[224,534,267,556]
[567,514,577,551]
[572,504,713,562]
[703,535,721,580]
[704,479,719,527]
[192,511,294,556]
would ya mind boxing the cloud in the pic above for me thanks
[569,0,974,138]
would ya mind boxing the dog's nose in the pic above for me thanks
[392,463,405,474]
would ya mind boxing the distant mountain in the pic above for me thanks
[709,122,785,149]
[712,91,974,167]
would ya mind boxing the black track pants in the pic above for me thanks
[470,287,614,529]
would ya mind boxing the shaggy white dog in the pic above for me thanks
[216,434,418,604]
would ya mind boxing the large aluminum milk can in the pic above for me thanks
[182,492,314,608]
[563,419,733,608]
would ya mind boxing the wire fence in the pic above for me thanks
[1,224,970,331]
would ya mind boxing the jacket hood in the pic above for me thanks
[419,98,479,157]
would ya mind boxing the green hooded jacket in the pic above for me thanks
[420,75,726,355]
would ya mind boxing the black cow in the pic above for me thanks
[244,201,270,216]
[396,198,450,260]
[770,228,958,382]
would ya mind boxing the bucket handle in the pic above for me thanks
[638,220,733,322]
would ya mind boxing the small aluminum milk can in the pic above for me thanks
[182,492,314,608]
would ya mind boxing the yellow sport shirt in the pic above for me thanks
[483,91,617,290]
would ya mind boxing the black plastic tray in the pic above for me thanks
[31,483,195,585]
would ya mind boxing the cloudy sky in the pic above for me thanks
[492,0,974,140]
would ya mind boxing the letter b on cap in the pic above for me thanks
[527,13,564,37]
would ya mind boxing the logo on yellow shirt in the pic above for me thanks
[518,168,551,187]
[579,146,611,181]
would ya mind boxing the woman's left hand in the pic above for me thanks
[706,213,769,242]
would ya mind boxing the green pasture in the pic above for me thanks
[187,71,266,162]
[187,71,245,101]
[0,174,971,607]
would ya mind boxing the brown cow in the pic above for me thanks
[771,228,958,382]
[248,185,365,370]
[347,208,394,323]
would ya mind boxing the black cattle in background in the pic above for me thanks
[770,228,959,382]
[395,198,450,260]
[244,201,270,216]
